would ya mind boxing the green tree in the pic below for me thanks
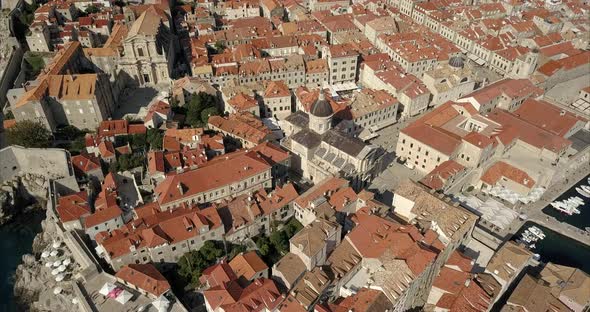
[6,120,52,148]
[69,137,87,155]
[128,133,147,151]
[85,5,100,14]
[214,41,226,52]
[3,110,15,120]
[110,154,143,172]
[270,230,289,254]
[186,92,218,127]
[146,128,163,150]
[256,236,271,256]
[284,218,303,238]
[200,106,219,125]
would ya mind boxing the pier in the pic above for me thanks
[505,161,590,247]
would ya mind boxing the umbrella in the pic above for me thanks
[152,296,169,312]
[99,283,116,296]
[55,274,65,282]
[45,262,53,268]
[115,290,133,304]
[53,260,62,267]
[53,287,63,295]
[41,251,50,258]
[58,265,66,272]
[50,250,59,257]
[72,298,78,304]
[51,269,60,276]
[52,241,62,248]
[62,258,72,266]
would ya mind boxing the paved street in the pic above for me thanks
[112,87,161,119]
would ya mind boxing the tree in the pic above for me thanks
[146,128,163,150]
[186,92,219,127]
[214,41,226,52]
[128,133,147,151]
[269,230,289,255]
[200,106,219,125]
[256,236,271,256]
[110,154,143,172]
[69,137,87,155]
[284,218,303,238]
[6,120,52,148]
[85,5,100,14]
[3,110,14,120]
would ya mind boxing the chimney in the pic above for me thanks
[177,182,185,195]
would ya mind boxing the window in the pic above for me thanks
[138,47,144,57]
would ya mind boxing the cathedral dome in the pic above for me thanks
[449,56,464,68]
[310,91,333,118]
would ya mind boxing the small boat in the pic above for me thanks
[581,185,590,193]
[571,196,585,205]
[576,187,590,198]
[528,226,545,239]
[551,202,575,215]
[529,244,536,249]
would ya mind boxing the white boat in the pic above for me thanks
[529,244,536,249]
[576,187,590,198]
[581,185,590,193]
[571,196,584,205]
[564,198,580,208]
[528,226,545,239]
[551,202,575,215]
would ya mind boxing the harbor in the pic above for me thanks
[506,171,590,247]
[513,222,590,274]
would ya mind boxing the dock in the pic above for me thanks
[505,162,590,247]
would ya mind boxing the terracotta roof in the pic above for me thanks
[327,288,392,312]
[208,112,271,145]
[128,6,163,37]
[200,259,238,288]
[56,191,91,223]
[420,160,465,191]
[84,190,123,228]
[154,151,271,205]
[71,153,101,175]
[229,251,268,281]
[486,109,571,153]
[513,99,587,137]
[485,241,532,283]
[481,161,536,188]
[115,264,171,297]
[99,204,222,259]
[294,177,349,208]
[264,80,290,98]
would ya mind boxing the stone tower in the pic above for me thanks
[309,90,333,135]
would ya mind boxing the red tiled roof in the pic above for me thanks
[420,160,465,191]
[229,251,268,281]
[71,153,101,175]
[481,161,535,188]
[115,264,170,297]
[513,98,587,137]
[200,259,238,288]
[56,191,91,223]
[154,151,271,205]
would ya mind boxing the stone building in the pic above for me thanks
[283,92,385,191]
[118,6,176,86]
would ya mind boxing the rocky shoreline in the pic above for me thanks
[12,211,79,312]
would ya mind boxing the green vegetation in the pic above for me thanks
[186,92,219,127]
[146,128,164,150]
[109,153,143,172]
[3,110,14,120]
[255,218,303,265]
[13,1,38,40]
[177,240,246,288]
[84,5,100,14]
[25,53,46,78]
[6,120,52,148]
[214,41,226,53]
[127,133,147,151]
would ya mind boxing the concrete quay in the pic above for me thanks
[505,162,590,247]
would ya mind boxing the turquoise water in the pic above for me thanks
[0,211,44,311]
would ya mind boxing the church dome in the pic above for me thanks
[449,56,464,68]
[310,91,333,118]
